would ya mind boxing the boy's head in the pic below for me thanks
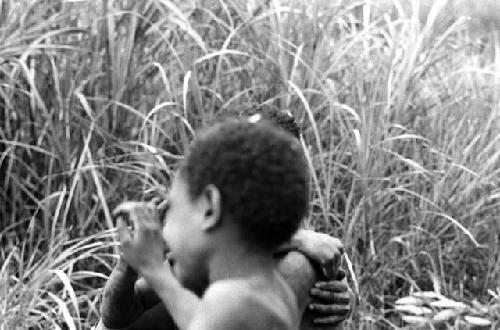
[162,118,309,291]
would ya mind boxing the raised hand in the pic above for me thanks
[291,229,345,278]
[114,201,166,275]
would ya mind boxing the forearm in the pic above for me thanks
[143,264,201,330]
[275,229,309,255]
[276,251,328,330]
[278,229,327,256]
[277,251,350,330]
[100,257,143,328]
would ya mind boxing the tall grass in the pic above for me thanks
[1,0,499,329]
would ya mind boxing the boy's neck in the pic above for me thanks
[208,242,276,284]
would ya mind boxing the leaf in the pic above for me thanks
[432,309,459,323]
[46,291,77,330]
[463,315,492,327]
[430,299,467,310]
[395,304,433,316]
[401,315,428,325]
[49,269,80,324]
[411,291,443,300]
[395,296,425,306]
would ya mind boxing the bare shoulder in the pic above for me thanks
[276,251,318,312]
[188,280,298,330]
[203,280,253,313]
[277,251,317,282]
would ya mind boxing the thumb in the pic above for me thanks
[117,217,133,245]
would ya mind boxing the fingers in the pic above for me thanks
[337,243,345,256]
[113,202,136,230]
[113,202,160,232]
[314,279,348,292]
[322,235,344,254]
[148,197,162,207]
[117,217,133,246]
[309,294,351,326]
[314,235,344,278]
[144,196,169,214]
[310,288,351,305]
[156,199,169,212]
[308,303,351,317]
[330,236,344,254]
[136,205,160,230]
[312,315,345,326]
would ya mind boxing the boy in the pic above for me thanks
[97,111,353,330]
[116,119,311,329]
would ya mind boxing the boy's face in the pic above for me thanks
[162,173,209,294]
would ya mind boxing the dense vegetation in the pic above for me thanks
[1,0,499,329]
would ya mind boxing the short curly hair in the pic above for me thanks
[179,118,309,250]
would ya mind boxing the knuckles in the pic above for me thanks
[311,303,351,315]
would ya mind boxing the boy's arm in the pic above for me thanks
[275,251,317,314]
[275,230,354,329]
[124,303,178,330]
[276,251,348,330]
[100,257,145,328]
[115,202,202,330]
[141,263,201,330]
[278,229,344,278]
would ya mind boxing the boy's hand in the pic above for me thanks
[309,270,354,326]
[291,230,345,278]
[114,202,166,275]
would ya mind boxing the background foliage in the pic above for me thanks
[1,0,499,329]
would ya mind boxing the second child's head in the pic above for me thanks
[162,118,309,292]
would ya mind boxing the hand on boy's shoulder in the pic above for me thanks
[291,230,344,278]
[277,250,354,329]
[276,230,355,328]
[188,280,298,330]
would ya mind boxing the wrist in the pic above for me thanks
[116,256,139,280]
[141,263,175,291]
[288,229,310,252]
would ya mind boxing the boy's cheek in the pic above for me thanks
[162,219,176,248]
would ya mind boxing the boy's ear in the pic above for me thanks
[200,184,222,230]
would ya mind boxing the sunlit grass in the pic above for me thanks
[1,0,499,329]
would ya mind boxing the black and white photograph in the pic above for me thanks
[1,1,499,329]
